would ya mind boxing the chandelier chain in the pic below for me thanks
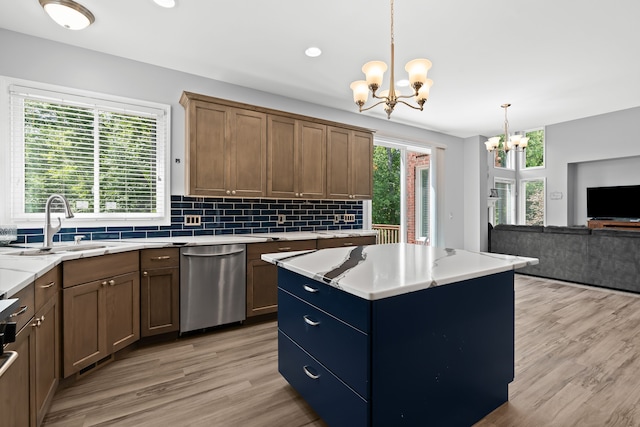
[390,0,395,45]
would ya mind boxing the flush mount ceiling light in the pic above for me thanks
[39,0,95,30]
[305,47,322,58]
[350,0,433,119]
[484,104,529,152]
[153,0,176,8]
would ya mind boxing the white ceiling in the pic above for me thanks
[1,0,639,138]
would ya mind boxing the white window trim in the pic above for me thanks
[519,177,546,226]
[494,177,516,225]
[521,127,546,171]
[415,165,430,243]
[0,76,171,228]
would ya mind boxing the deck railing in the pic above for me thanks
[373,224,400,244]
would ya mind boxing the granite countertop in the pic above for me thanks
[262,243,538,300]
[0,230,378,298]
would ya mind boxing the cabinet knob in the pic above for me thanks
[295,193,299,197]
[143,271,148,276]
[108,280,116,286]
[102,281,107,287]
[231,190,236,195]
[41,315,45,323]
[226,190,231,195]
[299,193,304,197]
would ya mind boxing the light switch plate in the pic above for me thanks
[344,214,356,223]
[184,215,201,226]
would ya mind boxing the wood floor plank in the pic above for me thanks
[43,275,640,426]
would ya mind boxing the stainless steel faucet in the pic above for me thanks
[44,194,74,248]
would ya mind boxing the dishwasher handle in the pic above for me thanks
[0,351,18,378]
[182,249,245,258]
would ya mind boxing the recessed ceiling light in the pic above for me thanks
[305,47,322,58]
[39,0,95,30]
[153,0,176,8]
[396,79,410,88]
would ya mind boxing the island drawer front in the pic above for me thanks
[278,330,368,427]
[278,288,369,398]
[278,268,370,333]
[8,283,34,332]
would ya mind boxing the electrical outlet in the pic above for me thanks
[184,215,201,226]
[277,214,286,225]
[344,214,356,223]
[334,214,342,224]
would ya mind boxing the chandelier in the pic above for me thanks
[485,104,529,152]
[350,0,433,119]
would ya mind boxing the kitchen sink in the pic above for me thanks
[9,244,108,256]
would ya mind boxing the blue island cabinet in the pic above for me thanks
[277,267,514,427]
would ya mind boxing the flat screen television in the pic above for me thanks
[586,185,640,219]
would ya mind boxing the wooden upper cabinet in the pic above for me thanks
[182,96,267,197]
[181,92,372,200]
[267,117,326,199]
[327,126,373,200]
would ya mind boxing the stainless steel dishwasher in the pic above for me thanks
[180,244,246,333]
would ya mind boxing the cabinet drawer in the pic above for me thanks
[278,268,370,332]
[64,251,140,288]
[141,248,180,269]
[316,236,376,249]
[8,283,34,332]
[247,240,316,260]
[278,330,368,427]
[35,265,61,311]
[279,289,369,398]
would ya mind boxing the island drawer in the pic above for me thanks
[247,240,316,260]
[278,268,370,333]
[278,288,369,398]
[278,330,368,427]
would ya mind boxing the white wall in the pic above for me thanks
[462,136,487,251]
[545,107,640,225]
[0,29,467,247]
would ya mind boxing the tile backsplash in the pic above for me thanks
[14,195,364,244]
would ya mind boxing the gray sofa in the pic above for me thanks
[490,224,640,293]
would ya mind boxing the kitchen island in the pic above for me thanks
[262,243,538,427]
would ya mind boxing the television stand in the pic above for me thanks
[588,219,640,230]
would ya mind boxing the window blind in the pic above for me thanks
[9,84,168,222]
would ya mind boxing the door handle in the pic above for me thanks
[303,365,320,380]
[303,315,320,326]
[182,249,245,257]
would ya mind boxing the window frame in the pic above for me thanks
[1,76,171,228]
[493,177,516,225]
[519,177,546,226]
[415,164,430,243]
[521,128,545,170]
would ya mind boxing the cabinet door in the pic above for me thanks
[63,280,107,377]
[350,131,373,199]
[246,259,279,317]
[140,267,180,337]
[229,108,267,197]
[187,100,230,197]
[34,295,59,426]
[1,323,35,427]
[298,121,326,199]
[326,126,351,199]
[267,116,298,198]
[106,272,140,353]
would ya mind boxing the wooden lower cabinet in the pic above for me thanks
[246,240,317,317]
[1,323,35,427]
[33,296,60,427]
[63,252,140,377]
[140,248,180,337]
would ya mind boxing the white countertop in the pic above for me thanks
[0,231,377,298]
[262,243,538,300]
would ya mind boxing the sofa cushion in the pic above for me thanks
[493,224,543,233]
[543,226,591,235]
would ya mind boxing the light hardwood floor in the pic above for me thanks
[43,275,640,426]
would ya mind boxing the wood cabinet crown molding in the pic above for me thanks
[180,91,375,134]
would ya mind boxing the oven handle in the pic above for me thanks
[0,351,18,378]
[182,250,245,258]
